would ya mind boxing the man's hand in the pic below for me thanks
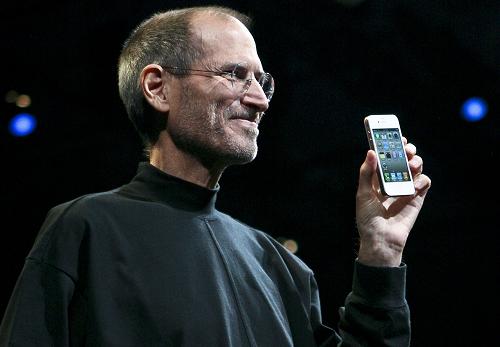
[355,138,431,267]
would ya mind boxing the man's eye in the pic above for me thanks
[231,65,249,80]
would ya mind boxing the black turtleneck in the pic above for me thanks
[0,162,409,347]
[120,162,219,213]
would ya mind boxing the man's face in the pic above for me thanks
[166,14,270,168]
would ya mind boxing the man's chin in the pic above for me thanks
[221,141,258,166]
[227,147,258,166]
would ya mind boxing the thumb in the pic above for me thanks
[358,150,378,196]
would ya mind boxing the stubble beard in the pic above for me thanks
[170,92,259,169]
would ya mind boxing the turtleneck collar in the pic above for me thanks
[118,162,219,214]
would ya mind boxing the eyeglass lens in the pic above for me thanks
[259,74,274,101]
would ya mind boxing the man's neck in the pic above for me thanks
[149,137,224,189]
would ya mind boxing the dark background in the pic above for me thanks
[1,0,498,346]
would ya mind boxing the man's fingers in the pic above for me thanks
[414,173,431,196]
[409,155,423,175]
[405,142,416,158]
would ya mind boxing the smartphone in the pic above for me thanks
[364,114,415,196]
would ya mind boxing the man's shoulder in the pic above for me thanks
[49,187,125,217]
[29,188,127,260]
[34,188,128,239]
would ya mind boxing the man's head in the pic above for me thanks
[118,6,271,168]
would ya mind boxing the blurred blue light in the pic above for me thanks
[9,113,37,136]
[461,97,488,122]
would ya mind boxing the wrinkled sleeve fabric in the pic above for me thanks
[0,202,86,347]
[309,260,409,347]
[0,259,75,347]
[322,260,410,347]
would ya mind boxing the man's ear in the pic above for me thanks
[140,64,170,113]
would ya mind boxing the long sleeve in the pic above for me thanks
[309,260,409,347]
[0,201,87,347]
[0,259,76,347]
[337,260,410,347]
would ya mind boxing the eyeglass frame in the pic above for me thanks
[161,63,274,102]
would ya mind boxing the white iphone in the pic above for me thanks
[364,114,415,196]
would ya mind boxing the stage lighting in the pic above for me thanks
[16,94,32,108]
[9,113,37,137]
[282,239,298,254]
[461,97,488,122]
[276,237,299,254]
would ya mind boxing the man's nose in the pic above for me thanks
[241,80,269,113]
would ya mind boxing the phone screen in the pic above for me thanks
[372,128,411,183]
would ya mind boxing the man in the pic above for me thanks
[0,6,431,346]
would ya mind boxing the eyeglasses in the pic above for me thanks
[162,63,274,102]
